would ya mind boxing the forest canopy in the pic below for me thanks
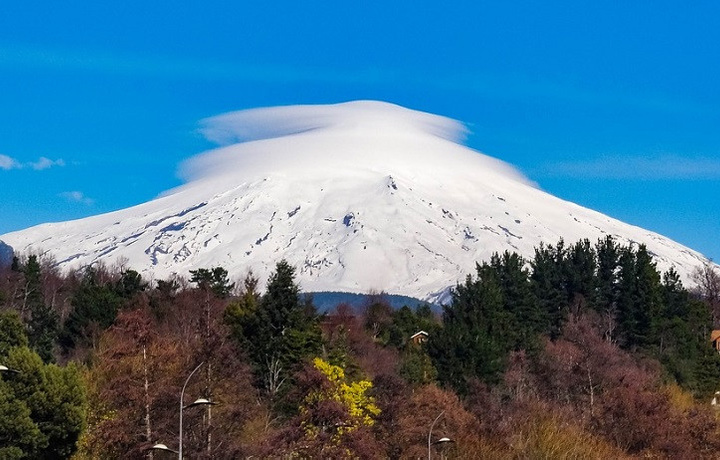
[1,237,720,458]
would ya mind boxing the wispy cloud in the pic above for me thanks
[30,157,65,170]
[543,155,720,180]
[0,154,20,170]
[0,154,65,171]
[60,191,94,205]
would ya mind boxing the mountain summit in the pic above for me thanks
[1,101,710,302]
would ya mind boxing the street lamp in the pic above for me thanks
[433,437,453,459]
[179,362,217,459]
[427,410,452,460]
[0,364,20,374]
[151,362,216,459]
[150,443,178,455]
[184,397,215,410]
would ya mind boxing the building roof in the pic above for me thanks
[410,331,429,339]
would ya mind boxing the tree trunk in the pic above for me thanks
[143,344,153,459]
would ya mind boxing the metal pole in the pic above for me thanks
[179,362,204,460]
[428,410,445,460]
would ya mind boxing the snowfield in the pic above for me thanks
[1,101,712,303]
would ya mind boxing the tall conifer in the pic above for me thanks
[22,256,58,363]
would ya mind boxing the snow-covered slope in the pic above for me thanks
[1,101,711,303]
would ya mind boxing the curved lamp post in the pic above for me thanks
[150,362,216,459]
[427,410,453,460]
[427,410,444,460]
[179,362,217,459]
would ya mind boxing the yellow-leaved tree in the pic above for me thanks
[274,357,381,458]
[303,357,380,432]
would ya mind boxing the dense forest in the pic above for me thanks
[2,237,720,459]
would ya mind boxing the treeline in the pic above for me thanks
[431,237,720,395]
[0,237,719,458]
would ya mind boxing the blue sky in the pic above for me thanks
[1,1,719,262]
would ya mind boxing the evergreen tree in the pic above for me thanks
[399,345,438,386]
[491,251,541,346]
[429,264,513,391]
[694,349,720,398]
[565,239,596,306]
[635,245,664,346]
[387,305,437,349]
[59,267,123,352]
[616,245,663,348]
[0,312,28,357]
[0,311,86,458]
[114,269,146,298]
[654,268,718,393]
[0,380,42,459]
[190,266,235,298]
[228,261,322,396]
[224,271,261,351]
[21,255,58,363]
[259,261,321,367]
[662,268,687,319]
[530,241,568,337]
[616,246,640,347]
[594,236,621,341]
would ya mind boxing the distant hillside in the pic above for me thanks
[304,291,435,312]
[0,240,13,268]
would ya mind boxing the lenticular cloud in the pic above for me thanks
[179,101,527,187]
[199,101,467,145]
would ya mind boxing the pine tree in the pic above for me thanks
[655,269,700,386]
[491,251,541,347]
[21,255,58,363]
[60,267,123,352]
[0,311,85,458]
[615,245,664,349]
[531,242,568,337]
[429,263,513,391]
[234,260,322,397]
[616,246,640,347]
[635,245,664,346]
[387,306,433,348]
[594,236,621,341]
[224,271,261,351]
[190,267,234,298]
[565,239,596,306]
[114,269,147,298]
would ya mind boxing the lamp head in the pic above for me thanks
[150,443,178,454]
[184,397,218,410]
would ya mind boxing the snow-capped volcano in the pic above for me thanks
[1,101,711,302]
